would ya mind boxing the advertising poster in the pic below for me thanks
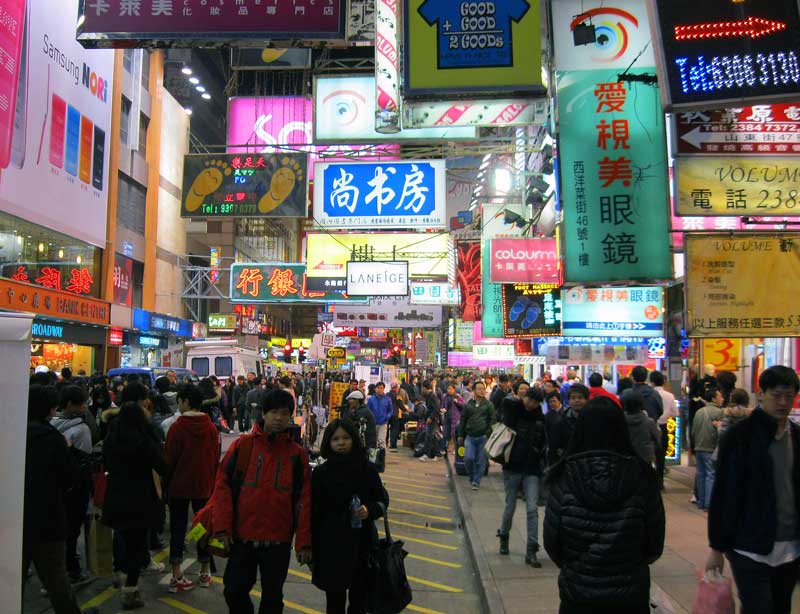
[489,237,560,283]
[403,0,544,97]
[481,240,504,337]
[561,286,664,337]
[332,297,443,328]
[686,234,800,337]
[501,285,562,337]
[229,263,367,304]
[328,381,350,419]
[113,253,133,306]
[0,0,114,249]
[181,153,307,218]
[703,338,741,372]
[455,240,481,321]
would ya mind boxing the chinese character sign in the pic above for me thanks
[502,285,562,337]
[557,71,671,281]
[313,160,445,229]
[229,263,366,303]
[181,153,307,218]
[456,241,481,321]
[490,237,560,283]
[481,240,504,337]
[561,286,664,337]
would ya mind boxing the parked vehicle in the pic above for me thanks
[185,339,264,380]
[106,367,198,388]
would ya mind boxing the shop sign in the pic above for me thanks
[561,286,664,337]
[192,322,207,339]
[0,277,109,326]
[490,237,560,283]
[448,350,514,368]
[502,285,562,338]
[410,281,460,306]
[113,254,133,306]
[404,99,547,128]
[665,416,682,464]
[314,75,476,142]
[132,308,192,337]
[703,338,741,372]
[675,104,800,155]
[472,344,515,362]
[208,313,238,333]
[138,335,164,348]
[368,328,389,341]
[77,0,347,47]
[543,341,649,365]
[109,327,124,346]
[454,319,474,351]
[333,298,442,328]
[403,0,545,98]
[181,153,307,218]
[347,261,408,297]
[455,240,481,321]
[481,240,504,337]
[34,320,110,347]
[686,234,800,337]
[230,263,367,304]
[2,264,97,297]
[328,381,350,418]
[648,0,800,111]
[676,157,800,216]
[313,160,446,229]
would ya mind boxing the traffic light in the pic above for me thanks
[298,346,306,363]
[392,344,401,356]
[283,343,292,363]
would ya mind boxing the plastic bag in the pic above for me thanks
[650,584,676,614]
[691,569,735,614]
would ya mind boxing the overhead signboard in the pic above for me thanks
[472,344,516,362]
[208,313,237,333]
[0,277,110,326]
[404,99,548,128]
[502,285,562,338]
[561,286,664,337]
[403,0,545,98]
[346,261,409,296]
[543,340,649,365]
[77,0,347,47]
[703,338,742,372]
[313,160,446,229]
[410,281,461,305]
[229,263,368,304]
[455,240,481,321]
[686,234,800,337]
[675,104,800,155]
[230,48,312,71]
[314,76,477,142]
[181,153,307,218]
[481,240,505,337]
[675,157,800,216]
[333,297,443,328]
[648,0,800,110]
[490,237,560,283]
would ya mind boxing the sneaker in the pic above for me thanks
[418,456,428,462]
[431,456,441,462]
[142,560,165,575]
[471,483,479,491]
[197,573,212,588]
[120,587,145,610]
[168,576,195,593]
[525,552,543,568]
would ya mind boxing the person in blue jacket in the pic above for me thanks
[367,382,394,451]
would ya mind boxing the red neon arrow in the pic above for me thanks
[674,16,787,41]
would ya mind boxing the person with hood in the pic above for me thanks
[311,418,390,614]
[165,383,220,593]
[155,375,178,415]
[367,381,393,451]
[622,392,661,466]
[101,401,167,610]
[497,387,547,567]
[544,397,665,614]
[344,390,377,453]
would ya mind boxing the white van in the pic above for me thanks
[185,339,264,380]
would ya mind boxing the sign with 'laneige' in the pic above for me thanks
[347,261,409,296]
[489,238,560,284]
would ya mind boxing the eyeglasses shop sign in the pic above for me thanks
[347,261,409,296]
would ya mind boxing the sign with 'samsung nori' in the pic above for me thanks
[649,0,800,110]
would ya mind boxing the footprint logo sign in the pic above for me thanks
[184,159,232,212]
[258,157,304,213]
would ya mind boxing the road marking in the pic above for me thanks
[159,558,196,585]
[153,546,171,563]
[390,518,454,534]
[159,597,208,614]
[80,586,116,609]
[407,575,463,593]
[392,497,451,511]
[383,473,447,486]
[406,604,448,614]
[383,486,449,501]
[210,576,322,614]
[393,507,452,522]
[378,530,458,550]
[406,553,462,569]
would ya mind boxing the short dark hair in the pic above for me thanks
[263,389,295,413]
[120,381,149,404]
[61,367,72,379]
[376,381,385,389]
[154,376,171,394]
[588,373,603,387]
[422,379,433,391]
[498,373,509,383]
[758,366,800,394]
[176,383,203,409]
[649,370,665,387]
[319,418,367,460]
[279,376,292,387]
[568,383,590,400]
[631,366,648,383]
[472,380,486,391]
[513,380,530,393]
[28,385,59,422]
[350,379,359,385]
[729,388,750,407]
[59,385,87,408]
[30,371,51,386]
[704,387,721,403]
[545,391,562,404]
[525,387,544,402]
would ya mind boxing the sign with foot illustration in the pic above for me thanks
[181,153,308,218]
[501,284,562,338]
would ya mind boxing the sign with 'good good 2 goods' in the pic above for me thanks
[346,261,409,296]
[489,237,560,283]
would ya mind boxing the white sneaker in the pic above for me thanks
[168,575,195,593]
[142,560,165,574]
[418,456,428,462]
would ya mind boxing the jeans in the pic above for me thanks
[325,583,367,614]
[223,541,291,614]
[464,435,488,486]
[440,419,452,454]
[118,527,149,587]
[376,424,388,450]
[499,471,540,549]
[169,498,210,565]
[727,550,800,614]
[695,451,715,510]
[22,541,82,614]
[64,488,89,577]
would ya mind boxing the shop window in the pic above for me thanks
[191,357,209,376]
[215,356,232,377]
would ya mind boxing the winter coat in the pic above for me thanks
[712,406,749,461]
[545,409,564,466]
[165,412,220,500]
[24,421,81,544]
[502,399,546,476]
[632,383,663,421]
[311,456,389,591]
[368,393,394,425]
[101,419,167,530]
[441,393,465,429]
[625,411,661,465]
[346,403,378,449]
[50,413,92,454]
[457,398,496,439]
[99,406,120,439]
[552,409,579,461]
[692,403,724,453]
[544,451,665,610]
[589,386,621,408]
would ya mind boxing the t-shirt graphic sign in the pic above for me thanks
[417,0,530,69]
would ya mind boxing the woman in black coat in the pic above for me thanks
[311,418,389,614]
[544,397,665,614]
[102,401,167,610]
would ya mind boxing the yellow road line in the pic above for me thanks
[407,553,462,569]
[393,507,453,522]
[80,586,116,609]
[159,597,208,614]
[153,546,171,563]
[392,497,451,511]
[407,575,463,593]
[407,604,448,614]
[378,530,458,550]
[383,473,447,485]
[384,486,449,501]
[210,576,322,614]
[288,568,312,581]
[390,519,454,535]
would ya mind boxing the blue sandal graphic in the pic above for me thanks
[509,296,530,322]
[521,304,540,329]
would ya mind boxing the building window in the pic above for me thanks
[117,174,147,235]
[141,51,151,90]
[123,49,134,73]
[120,97,132,146]
[138,114,149,155]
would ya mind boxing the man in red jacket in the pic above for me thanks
[588,372,621,408]
[165,383,220,593]
[213,389,312,614]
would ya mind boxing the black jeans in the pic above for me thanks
[118,527,149,587]
[325,582,367,614]
[169,498,210,565]
[223,541,291,614]
[64,488,89,577]
[656,424,668,487]
[238,406,251,432]
[727,550,800,614]
[389,415,405,448]
[23,541,82,614]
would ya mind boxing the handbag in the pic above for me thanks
[367,504,413,614]
[484,422,516,463]
[650,584,676,614]
[691,570,735,614]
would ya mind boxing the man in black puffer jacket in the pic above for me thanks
[544,397,665,614]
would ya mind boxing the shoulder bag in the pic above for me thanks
[485,422,516,463]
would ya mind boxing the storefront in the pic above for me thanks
[122,308,194,368]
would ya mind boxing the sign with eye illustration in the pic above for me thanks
[181,153,307,218]
[501,284,562,338]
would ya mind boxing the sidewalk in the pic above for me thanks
[447,457,800,613]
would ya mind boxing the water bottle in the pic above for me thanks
[350,495,362,529]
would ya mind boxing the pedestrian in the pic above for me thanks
[311,418,389,614]
[622,391,661,466]
[588,372,620,407]
[149,377,175,436]
[165,383,220,593]
[627,366,663,422]
[457,381,496,491]
[545,392,565,466]
[497,387,546,567]
[498,380,530,423]
[705,366,800,613]
[712,387,751,462]
[101,401,167,610]
[344,390,377,453]
[205,389,313,614]
[367,381,393,451]
[157,375,179,414]
[440,383,465,455]
[556,384,590,458]
[649,370,677,489]
[417,380,443,462]
[544,397,665,614]
[233,375,252,432]
[692,387,724,511]
[489,373,511,410]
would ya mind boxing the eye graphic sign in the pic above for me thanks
[561,286,664,337]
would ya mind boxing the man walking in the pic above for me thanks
[367,381,393,451]
[457,381,495,491]
[630,366,663,422]
[650,370,678,489]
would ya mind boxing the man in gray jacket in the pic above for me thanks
[692,387,724,511]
